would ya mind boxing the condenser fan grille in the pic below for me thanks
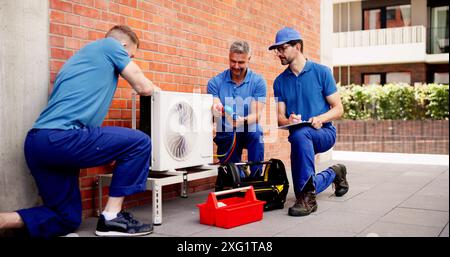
[164,101,197,160]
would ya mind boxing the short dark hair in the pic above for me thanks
[288,39,303,53]
[105,25,140,48]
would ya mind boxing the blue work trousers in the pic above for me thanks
[17,126,151,237]
[214,131,264,177]
[288,124,336,197]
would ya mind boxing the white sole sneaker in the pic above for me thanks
[94,230,153,237]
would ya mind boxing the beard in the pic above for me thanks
[231,68,245,77]
[280,57,292,66]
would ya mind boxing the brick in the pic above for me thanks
[66,14,81,26]
[126,17,148,30]
[50,0,73,13]
[80,176,96,188]
[118,4,133,16]
[50,60,65,72]
[66,38,81,50]
[117,0,137,8]
[137,1,157,14]
[50,10,66,23]
[108,109,121,119]
[74,4,101,19]
[50,23,72,37]
[50,36,65,47]
[51,48,73,60]
[87,30,104,40]
[73,0,95,6]
[111,99,127,109]
[72,27,89,39]
[95,0,108,10]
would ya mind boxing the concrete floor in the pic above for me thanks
[75,151,449,237]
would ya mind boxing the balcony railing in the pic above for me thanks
[334,26,426,48]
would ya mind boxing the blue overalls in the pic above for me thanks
[16,38,151,237]
[208,69,267,177]
[273,61,338,196]
[19,127,151,237]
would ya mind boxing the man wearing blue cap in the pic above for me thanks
[208,41,267,177]
[269,27,349,216]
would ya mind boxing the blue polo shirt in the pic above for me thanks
[207,69,267,132]
[33,38,131,130]
[273,60,337,124]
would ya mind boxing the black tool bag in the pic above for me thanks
[215,159,289,211]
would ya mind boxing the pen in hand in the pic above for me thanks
[290,112,301,124]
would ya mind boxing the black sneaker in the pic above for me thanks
[330,164,349,197]
[95,211,153,237]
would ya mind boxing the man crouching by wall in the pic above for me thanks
[0,25,160,237]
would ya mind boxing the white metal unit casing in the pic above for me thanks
[150,91,213,171]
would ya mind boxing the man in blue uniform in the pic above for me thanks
[0,25,160,237]
[208,41,267,177]
[269,27,349,216]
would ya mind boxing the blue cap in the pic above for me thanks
[268,27,302,50]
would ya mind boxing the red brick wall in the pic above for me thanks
[333,63,428,85]
[334,120,449,154]
[48,0,322,218]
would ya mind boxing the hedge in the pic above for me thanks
[338,83,449,120]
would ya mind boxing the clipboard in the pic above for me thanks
[278,121,312,130]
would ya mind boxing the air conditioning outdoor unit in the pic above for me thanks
[151,91,213,171]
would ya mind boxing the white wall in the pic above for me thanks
[321,0,334,162]
[321,0,334,69]
[0,0,49,211]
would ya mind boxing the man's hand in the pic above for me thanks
[152,85,161,94]
[289,113,302,124]
[308,116,324,129]
[234,116,245,128]
[224,113,244,128]
[212,103,223,117]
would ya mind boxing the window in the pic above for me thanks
[386,5,411,28]
[363,72,412,85]
[434,72,449,84]
[363,74,381,85]
[386,72,411,84]
[363,4,411,30]
[364,9,382,30]
[429,5,449,54]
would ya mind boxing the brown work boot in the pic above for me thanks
[330,164,349,197]
[288,191,318,216]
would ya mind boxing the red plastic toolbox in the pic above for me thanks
[197,186,265,229]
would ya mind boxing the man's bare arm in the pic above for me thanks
[120,61,160,96]
[277,102,290,126]
[245,100,265,125]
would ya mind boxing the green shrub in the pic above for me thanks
[425,83,449,119]
[338,83,449,120]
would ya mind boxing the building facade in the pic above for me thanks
[333,0,449,86]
